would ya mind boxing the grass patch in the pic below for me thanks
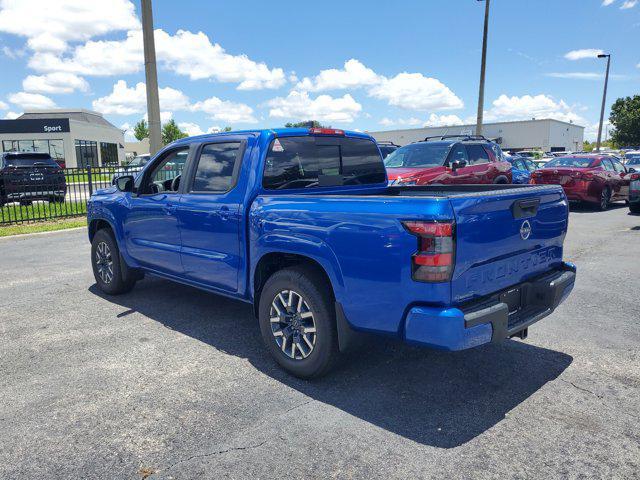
[0,217,86,237]
[65,172,112,183]
[1,201,87,223]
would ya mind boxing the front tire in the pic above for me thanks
[91,228,137,295]
[258,266,339,378]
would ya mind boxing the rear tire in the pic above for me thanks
[597,187,611,211]
[91,228,137,295]
[493,175,509,184]
[258,266,339,378]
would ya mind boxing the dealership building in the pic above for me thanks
[368,118,585,152]
[0,109,125,168]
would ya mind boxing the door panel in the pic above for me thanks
[176,140,245,292]
[124,193,183,274]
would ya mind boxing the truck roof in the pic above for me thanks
[172,128,374,145]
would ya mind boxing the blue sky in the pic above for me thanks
[0,0,638,140]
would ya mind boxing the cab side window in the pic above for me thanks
[190,142,242,193]
[140,148,189,194]
[466,145,490,165]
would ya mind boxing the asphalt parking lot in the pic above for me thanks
[1,205,639,479]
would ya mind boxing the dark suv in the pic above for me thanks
[0,152,67,206]
[384,135,512,186]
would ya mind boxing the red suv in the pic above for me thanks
[384,136,512,186]
[530,155,630,210]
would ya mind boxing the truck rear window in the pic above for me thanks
[263,136,386,190]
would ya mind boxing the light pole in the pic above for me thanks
[141,0,162,155]
[476,0,491,136]
[595,53,611,152]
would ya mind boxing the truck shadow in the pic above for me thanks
[569,202,627,213]
[89,276,572,449]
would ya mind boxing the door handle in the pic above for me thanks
[163,203,177,215]
[219,206,231,220]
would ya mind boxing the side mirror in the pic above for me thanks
[451,159,467,171]
[115,175,134,192]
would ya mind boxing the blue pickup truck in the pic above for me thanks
[87,128,576,378]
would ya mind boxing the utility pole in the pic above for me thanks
[476,0,491,136]
[595,53,611,152]
[141,0,162,155]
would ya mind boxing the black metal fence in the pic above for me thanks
[0,165,139,226]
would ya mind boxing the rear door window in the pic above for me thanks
[600,159,614,171]
[191,142,242,192]
[466,145,490,165]
[263,136,385,190]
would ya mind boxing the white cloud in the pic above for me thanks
[22,72,89,94]
[207,126,223,133]
[92,80,190,115]
[7,91,56,110]
[295,59,380,92]
[546,72,626,80]
[2,45,26,59]
[178,122,205,136]
[191,96,257,124]
[484,94,586,125]
[369,73,463,111]
[143,111,174,124]
[155,29,285,89]
[564,49,604,61]
[0,0,139,53]
[28,28,286,90]
[120,122,134,140]
[424,114,464,127]
[0,100,8,110]
[379,114,464,128]
[4,111,21,119]
[266,91,362,124]
[602,0,615,5]
[621,0,637,8]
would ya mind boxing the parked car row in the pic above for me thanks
[377,140,638,214]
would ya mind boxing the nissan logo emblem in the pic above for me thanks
[520,220,532,240]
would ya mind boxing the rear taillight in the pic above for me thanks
[631,174,640,192]
[403,220,455,282]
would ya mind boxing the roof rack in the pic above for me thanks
[377,140,400,146]
[424,134,489,142]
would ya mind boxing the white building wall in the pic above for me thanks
[0,121,125,167]
[368,119,584,152]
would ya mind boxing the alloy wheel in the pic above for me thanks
[95,241,114,284]
[269,289,317,360]
[601,189,610,210]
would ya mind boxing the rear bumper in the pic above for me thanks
[403,262,576,351]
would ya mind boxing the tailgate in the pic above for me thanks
[449,185,567,304]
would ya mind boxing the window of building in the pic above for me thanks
[75,140,99,167]
[100,142,118,166]
[1,139,65,164]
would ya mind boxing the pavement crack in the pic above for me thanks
[560,379,603,399]
[160,440,267,474]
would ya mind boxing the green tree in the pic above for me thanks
[223,126,232,132]
[133,119,149,141]
[609,95,640,147]
[161,119,188,145]
[284,120,329,128]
